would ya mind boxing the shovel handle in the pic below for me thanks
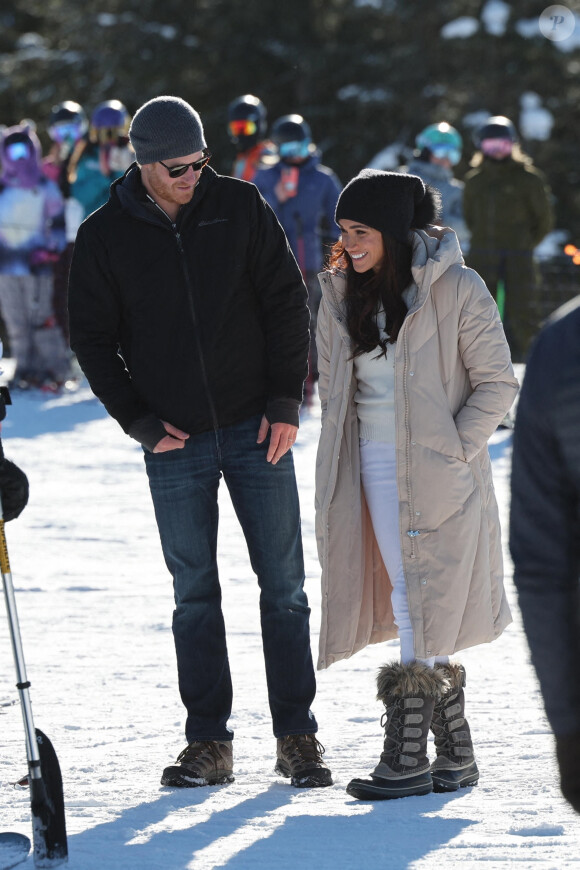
[1,517,41,771]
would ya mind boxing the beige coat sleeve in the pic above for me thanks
[454,269,520,462]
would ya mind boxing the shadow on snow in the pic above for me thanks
[65,783,475,870]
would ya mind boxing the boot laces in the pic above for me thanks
[380,698,414,759]
[282,734,326,764]
[177,740,225,765]
[432,693,467,754]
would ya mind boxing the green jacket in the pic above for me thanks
[464,157,553,252]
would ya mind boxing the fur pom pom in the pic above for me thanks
[413,184,442,229]
[434,661,466,690]
[376,660,449,702]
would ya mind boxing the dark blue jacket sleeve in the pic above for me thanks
[510,303,580,736]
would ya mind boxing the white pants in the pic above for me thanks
[360,438,448,669]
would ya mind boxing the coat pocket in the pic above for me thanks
[411,444,477,528]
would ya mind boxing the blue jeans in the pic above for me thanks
[144,414,317,742]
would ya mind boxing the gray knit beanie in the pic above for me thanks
[129,96,207,165]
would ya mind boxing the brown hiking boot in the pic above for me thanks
[161,740,234,787]
[275,734,333,788]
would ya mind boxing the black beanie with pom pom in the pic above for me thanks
[335,169,442,242]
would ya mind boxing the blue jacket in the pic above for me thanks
[510,296,580,736]
[254,154,341,273]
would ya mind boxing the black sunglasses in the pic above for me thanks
[159,150,211,178]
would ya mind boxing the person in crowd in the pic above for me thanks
[0,122,70,390]
[510,295,580,815]
[43,100,88,343]
[254,114,341,382]
[68,95,332,791]
[227,94,275,182]
[463,115,554,362]
[315,169,518,800]
[401,122,469,248]
[43,100,88,190]
[67,99,133,220]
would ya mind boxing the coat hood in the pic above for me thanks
[410,226,464,304]
[321,226,464,316]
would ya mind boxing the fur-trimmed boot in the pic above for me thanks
[430,662,479,792]
[346,661,449,800]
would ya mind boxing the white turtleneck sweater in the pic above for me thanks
[353,309,396,443]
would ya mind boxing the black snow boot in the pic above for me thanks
[347,661,449,800]
[430,662,479,792]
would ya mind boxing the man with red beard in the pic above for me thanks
[68,96,331,791]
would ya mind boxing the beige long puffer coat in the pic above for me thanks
[315,227,519,670]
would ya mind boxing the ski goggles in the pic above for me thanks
[480,138,513,159]
[278,140,311,159]
[49,121,84,144]
[429,144,461,166]
[229,119,257,138]
[159,151,212,178]
[5,141,29,161]
[93,126,129,144]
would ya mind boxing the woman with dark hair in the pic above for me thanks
[315,169,519,800]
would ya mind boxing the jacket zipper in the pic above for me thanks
[401,324,418,558]
[173,227,220,433]
[146,196,219,433]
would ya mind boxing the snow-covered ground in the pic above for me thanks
[1,376,579,869]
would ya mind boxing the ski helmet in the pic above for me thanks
[48,100,88,145]
[473,115,517,148]
[1,123,42,188]
[90,100,131,143]
[227,95,267,147]
[415,122,462,166]
[271,114,312,160]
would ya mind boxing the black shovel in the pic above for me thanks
[1,430,68,866]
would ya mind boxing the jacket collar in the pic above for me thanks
[409,227,463,309]
[111,163,217,226]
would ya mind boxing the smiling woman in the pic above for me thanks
[315,168,519,802]
[338,220,384,274]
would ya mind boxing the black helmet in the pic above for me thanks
[227,94,267,146]
[271,114,312,160]
[48,100,88,144]
[473,115,517,149]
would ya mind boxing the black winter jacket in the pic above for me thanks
[510,296,580,736]
[68,164,309,446]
